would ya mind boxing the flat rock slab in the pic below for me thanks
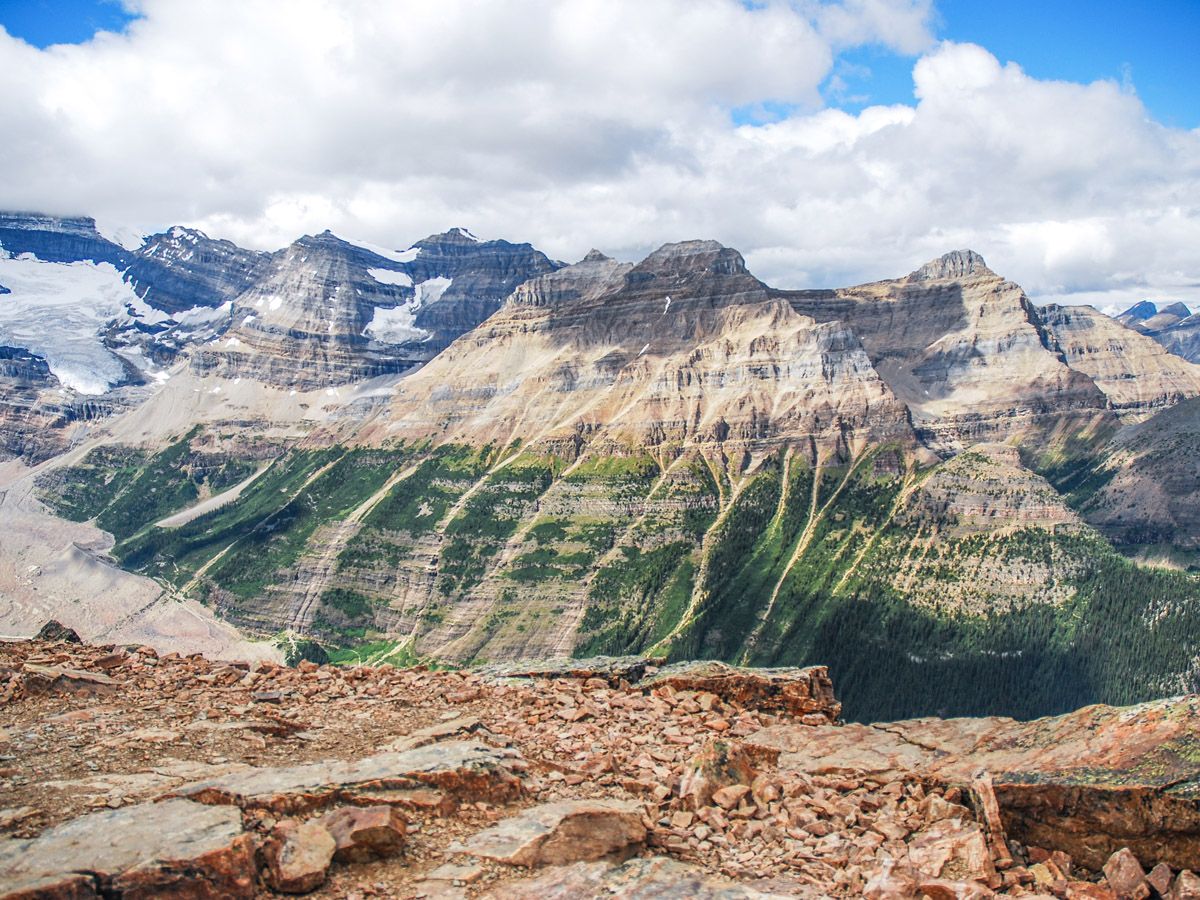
[481,855,798,898]
[385,716,484,752]
[457,799,646,867]
[20,663,121,696]
[168,740,525,815]
[0,797,255,899]
[476,656,663,687]
[637,661,841,721]
[749,695,1200,869]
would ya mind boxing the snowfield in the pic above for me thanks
[363,276,451,344]
[0,254,140,394]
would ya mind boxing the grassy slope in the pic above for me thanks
[36,435,1200,722]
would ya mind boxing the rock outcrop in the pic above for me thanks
[3,635,1200,898]
[747,694,1200,869]
[0,798,256,898]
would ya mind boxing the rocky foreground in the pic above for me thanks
[0,633,1198,899]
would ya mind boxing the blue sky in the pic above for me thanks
[0,0,136,48]
[5,0,1197,127]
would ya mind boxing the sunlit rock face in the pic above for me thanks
[776,250,1119,453]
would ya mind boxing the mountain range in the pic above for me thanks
[3,211,1200,722]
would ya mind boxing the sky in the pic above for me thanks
[0,0,1197,311]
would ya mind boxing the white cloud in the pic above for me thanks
[1,3,1197,310]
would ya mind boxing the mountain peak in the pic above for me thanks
[1118,300,1159,321]
[580,249,612,264]
[910,249,992,282]
[633,240,748,279]
[419,227,481,246]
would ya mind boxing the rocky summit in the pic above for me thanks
[3,632,1200,899]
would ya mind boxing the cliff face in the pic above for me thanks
[363,241,915,459]
[191,229,560,390]
[778,251,1112,453]
[0,212,131,267]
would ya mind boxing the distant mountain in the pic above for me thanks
[1115,299,1200,364]
[0,212,559,460]
[191,228,560,390]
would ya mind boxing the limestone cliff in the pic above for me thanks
[778,251,1112,452]
[360,241,914,459]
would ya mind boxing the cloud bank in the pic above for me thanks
[2,0,1197,309]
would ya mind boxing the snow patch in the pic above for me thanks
[368,268,414,287]
[338,234,421,264]
[364,305,428,344]
[416,276,452,305]
[93,218,145,252]
[175,301,232,328]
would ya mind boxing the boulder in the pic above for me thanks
[0,798,254,899]
[1146,862,1173,896]
[20,663,120,697]
[1102,848,1149,900]
[259,819,335,894]
[863,860,921,899]
[168,740,525,815]
[637,661,841,721]
[319,804,407,862]
[907,819,996,886]
[748,695,1200,869]
[918,878,996,899]
[677,739,779,811]
[457,799,645,867]
[1175,870,1200,899]
[33,620,81,643]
